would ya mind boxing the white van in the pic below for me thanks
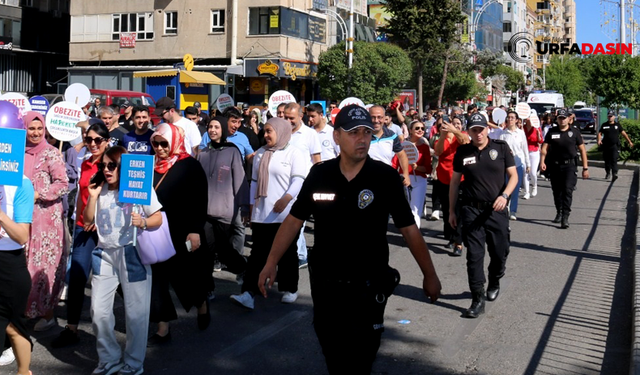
[573,101,587,110]
[527,91,564,114]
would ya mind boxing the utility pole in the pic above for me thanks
[622,0,626,43]
[348,0,354,68]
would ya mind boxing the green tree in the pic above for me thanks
[585,54,640,109]
[317,41,412,104]
[544,55,587,107]
[482,64,525,93]
[380,0,465,111]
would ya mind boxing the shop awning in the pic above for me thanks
[133,69,178,78]
[179,70,226,85]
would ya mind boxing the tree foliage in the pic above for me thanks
[543,55,588,107]
[584,54,640,109]
[317,41,412,104]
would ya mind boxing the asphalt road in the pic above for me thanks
[22,139,636,374]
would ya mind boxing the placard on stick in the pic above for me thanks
[0,128,26,187]
[119,154,154,206]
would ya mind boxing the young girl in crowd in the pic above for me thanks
[84,146,162,375]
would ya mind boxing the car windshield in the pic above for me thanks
[528,103,554,115]
[574,111,592,120]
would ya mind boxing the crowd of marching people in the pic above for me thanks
[0,92,606,375]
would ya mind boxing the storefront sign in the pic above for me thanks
[268,90,296,117]
[336,0,368,16]
[119,154,154,206]
[310,100,326,116]
[45,102,84,142]
[29,96,50,116]
[396,90,417,111]
[282,61,317,81]
[0,93,32,116]
[257,60,279,76]
[120,32,136,48]
[312,0,328,11]
[0,128,26,187]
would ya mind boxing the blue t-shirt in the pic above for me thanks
[199,131,253,160]
[123,130,155,155]
[0,176,34,250]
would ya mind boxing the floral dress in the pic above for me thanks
[25,144,69,318]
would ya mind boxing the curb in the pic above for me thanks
[631,167,640,375]
[588,160,640,171]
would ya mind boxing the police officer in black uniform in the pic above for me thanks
[597,110,633,181]
[449,113,518,318]
[258,105,442,374]
[540,109,590,228]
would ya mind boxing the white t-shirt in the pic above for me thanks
[95,188,162,249]
[388,123,403,138]
[290,124,322,172]
[498,127,531,169]
[173,117,203,156]
[250,145,307,224]
[315,124,339,161]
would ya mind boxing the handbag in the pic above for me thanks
[135,171,177,265]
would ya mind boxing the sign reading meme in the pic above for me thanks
[0,128,26,186]
[119,154,154,206]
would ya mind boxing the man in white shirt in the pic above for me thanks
[154,97,202,156]
[307,103,339,161]
[284,102,322,268]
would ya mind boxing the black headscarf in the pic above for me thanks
[208,116,234,149]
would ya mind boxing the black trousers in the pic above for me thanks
[602,145,619,176]
[203,218,247,276]
[242,223,299,295]
[0,249,32,350]
[311,281,387,375]
[436,180,462,244]
[460,205,510,292]
[431,178,442,212]
[549,164,578,214]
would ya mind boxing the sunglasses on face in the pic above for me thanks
[85,136,105,145]
[151,140,170,148]
[413,127,425,131]
[97,162,118,172]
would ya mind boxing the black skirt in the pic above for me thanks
[0,249,33,350]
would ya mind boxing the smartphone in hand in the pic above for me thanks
[185,240,193,252]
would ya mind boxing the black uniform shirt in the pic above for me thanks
[290,156,414,281]
[599,121,623,147]
[544,126,584,162]
[453,138,515,202]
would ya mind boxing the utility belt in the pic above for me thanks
[312,266,400,304]
[552,158,576,166]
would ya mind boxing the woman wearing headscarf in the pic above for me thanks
[147,123,209,346]
[229,118,306,310]
[21,111,69,331]
[52,120,110,348]
[197,117,249,293]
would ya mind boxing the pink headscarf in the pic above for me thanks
[23,111,48,180]
[151,123,190,174]
[255,118,292,199]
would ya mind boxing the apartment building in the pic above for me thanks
[527,0,576,73]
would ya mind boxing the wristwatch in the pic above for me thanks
[501,193,509,200]
[141,218,148,230]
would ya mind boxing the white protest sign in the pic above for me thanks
[338,97,365,109]
[215,94,234,112]
[268,90,296,117]
[0,92,32,116]
[516,102,531,120]
[401,141,419,165]
[529,109,541,128]
[64,83,92,107]
[45,102,85,142]
[492,108,507,125]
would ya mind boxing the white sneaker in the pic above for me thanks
[510,214,517,221]
[34,317,57,332]
[92,361,123,375]
[430,210,440,221]
[531,187,537,197]
[230,291,254,310]
[523,193,530,200]
[0,348,15,366]
[281,292,298,304]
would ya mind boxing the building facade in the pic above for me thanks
[526,0,576,74]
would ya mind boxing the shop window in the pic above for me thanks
[211,9,225,33]
[112,12,154,41]
[165,11,178,35]
[248,7,280,35]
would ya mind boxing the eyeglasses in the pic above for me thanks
[85,136,105,145]
[97,162,118,172]
[151,140,170,148]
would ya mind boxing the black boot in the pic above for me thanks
[560,213,570,229]
[464,289,486,318]
[552,211,562,223]
[612,174,618,182]
[487,279,500,301]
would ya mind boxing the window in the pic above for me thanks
[211,9,225,33]
[507,2,511,13]
[249,7,280,35]
[503,22,512,33]
[536,55,544,63]
[537,1,550,10]
[165,11,177,35]
[112,12,154,41]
